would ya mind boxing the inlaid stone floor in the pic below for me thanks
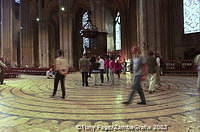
[0,73,199,132]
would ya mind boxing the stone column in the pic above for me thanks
[92,0,105,32]
[38,0,49,67]
[126,0,137,59]
[154,0,161,54]
[136,0,148,56]
[137,0,163,56]
[59,0,73,67]
[0,0,14,64]
[20,0,34,67]
[159,0,170,59]
[121,7,129,59]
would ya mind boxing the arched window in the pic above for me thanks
[82,11,90,54]
[115,11,121,50]
[183,0,200,34]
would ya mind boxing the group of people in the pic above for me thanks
[51,49,199,105]
[79,54,123,87]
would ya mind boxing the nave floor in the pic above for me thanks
[0,73,199,132]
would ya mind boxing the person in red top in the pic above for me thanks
[104,55,110,82]
[115,59,122,79]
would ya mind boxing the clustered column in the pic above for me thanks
[38,0,49,67]
[20,0,34,67]
[0,0,14,64]
[59,0,73,67]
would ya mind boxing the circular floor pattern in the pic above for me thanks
[0,74,199,132]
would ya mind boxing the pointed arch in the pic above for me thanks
[114,11,121,50]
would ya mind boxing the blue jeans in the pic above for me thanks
[127,75,146,103]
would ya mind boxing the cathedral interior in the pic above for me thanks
[0,0,200,132]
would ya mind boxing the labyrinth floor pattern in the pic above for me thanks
[0,73,199,132]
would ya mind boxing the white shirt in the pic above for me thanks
[99,58,105,69]
[156,57,160,67]
[194,54,200,66]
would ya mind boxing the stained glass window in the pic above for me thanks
[15,0,20,3]
[82,12,90,54]
[183,0,200,34]
[115,12,121,50]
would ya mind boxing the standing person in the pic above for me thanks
[155,54,161,86]
[0,58,7,85]
[98,56,105,83]
[115,59,122,79]
[194,54,200,89]
[88,56,96,77]
[79,54,90,87]
[123,59,127,74]
[147,51,157,94]
[109,56,115,86]
[92,57,100,85]
[122,46,146,105]
[52,50,68,99]
[104,55,110,82]
[160,56,164,76]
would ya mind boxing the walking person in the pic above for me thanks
[155,54,161,86]
[98,56,105,83]
[122,46,146,105]
[147,51,157,94]
[0,58,7,85]
[194,54,200,89]
[52,50,68,99]
[79,54,90,87]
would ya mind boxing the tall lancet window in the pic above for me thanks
[183,0,200,34]
[82,11,90,54]
[115,11,121,50]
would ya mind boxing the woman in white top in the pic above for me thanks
[98,56,105,83]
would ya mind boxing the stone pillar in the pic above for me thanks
[154,0,161,54]
[0,0,1,58]
[126,0,137,59]
[0,0,14,64]
[59,0,73,67]
[38,0,49,67]
[20,0,34,67]
[137,0,163,56]
[159,0,170,59]
[92,0,105,32]
[136,0,148,56]
[121,8,129,59]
